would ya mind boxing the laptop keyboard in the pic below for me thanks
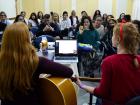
[55,57,77,60]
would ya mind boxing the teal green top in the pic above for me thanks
[77,29,100,50]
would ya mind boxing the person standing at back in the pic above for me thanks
[75,22,140,105]
[0,22,73,105]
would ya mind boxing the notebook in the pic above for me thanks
[54,40,78,63]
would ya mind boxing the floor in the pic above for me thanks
[77,63,101,105]
[77,81,99,105]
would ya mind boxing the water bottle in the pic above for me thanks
[40,36,48,56]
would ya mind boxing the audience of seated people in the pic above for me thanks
[1,9,140,105]
[0,10,138,58]
[0,10,138,54]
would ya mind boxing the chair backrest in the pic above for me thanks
[126,96,140,105]
[33,35,55,49]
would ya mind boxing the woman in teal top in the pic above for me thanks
[77,16,100,50]
[77,16,100,77]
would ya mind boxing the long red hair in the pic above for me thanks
[0,22,39,100]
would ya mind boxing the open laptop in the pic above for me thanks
[54,40,78,63]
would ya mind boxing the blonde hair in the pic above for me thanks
[0,22,39,100]
[113,22,140,68]
[52,12,59,22]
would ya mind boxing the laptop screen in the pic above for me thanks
[55,40,77,56]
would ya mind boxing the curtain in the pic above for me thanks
[116,0,127,19]
[98,0,112,15]
[132,0,140,20]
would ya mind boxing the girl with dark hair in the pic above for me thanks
[93,10,101,20]
[29,13,39,27]
[77,16,100,77]
[14,15,26,24]
[37,11,44,24]
[117,13,125,23]
[77,16,99,49]
[28,12,39,35]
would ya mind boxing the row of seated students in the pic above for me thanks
[1,10,140,63]
[1,10,140,58]
[1,10,138,38]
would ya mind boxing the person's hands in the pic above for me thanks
[75,75,85,89]
[49,26,54,31]
[43,25,54,31]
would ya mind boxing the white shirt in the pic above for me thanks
[28,19,38,27]
[72,17,77,26]
[60,18,71,30]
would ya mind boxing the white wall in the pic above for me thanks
[98,0,112,15]
[0,0,16,18]
[116,0,127,19]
